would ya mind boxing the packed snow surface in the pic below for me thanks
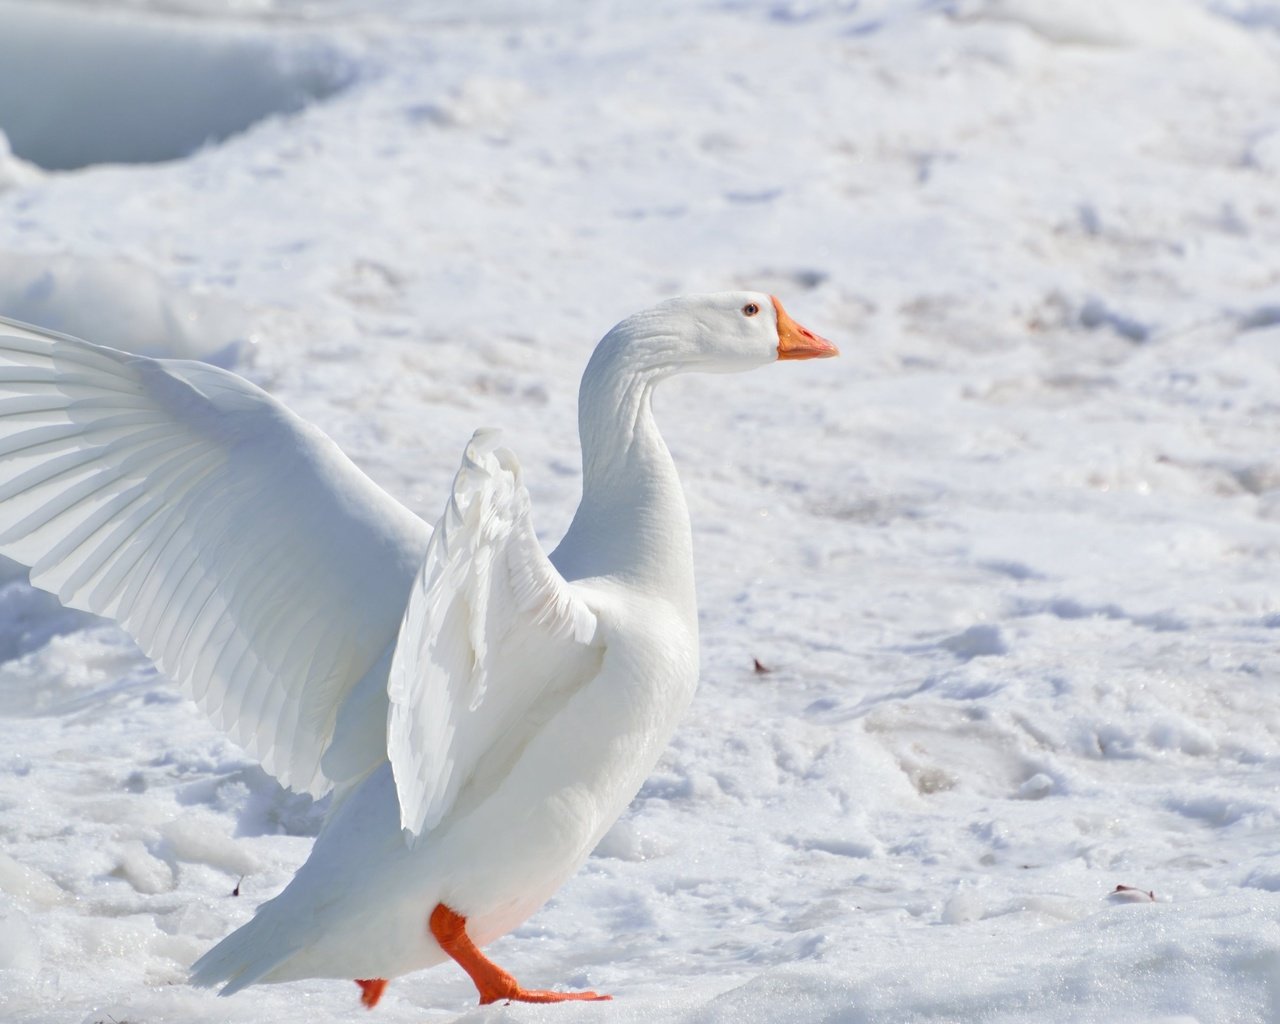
[1,0,1280,1022]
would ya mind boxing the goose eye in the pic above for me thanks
[742,303,760,317]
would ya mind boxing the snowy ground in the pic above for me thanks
[2,0,1280,1021]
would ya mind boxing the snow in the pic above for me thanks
[0,1,353,171]
[1,0,1279,1021]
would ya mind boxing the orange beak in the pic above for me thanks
[773,296,839,360]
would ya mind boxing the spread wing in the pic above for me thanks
[0,315,431,796]
[387,429,600,838]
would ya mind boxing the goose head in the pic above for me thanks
[565,292,837,584]
[588,291,838,382]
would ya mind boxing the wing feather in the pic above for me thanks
[387,429,601,838]
[0,315,430,796]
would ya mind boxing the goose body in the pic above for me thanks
[0,293,835,1005]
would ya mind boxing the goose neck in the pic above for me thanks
[554,344,694,604]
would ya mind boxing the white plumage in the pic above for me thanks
[0,317,428,797]
[387,429,600,839]
[0,293,836,1006]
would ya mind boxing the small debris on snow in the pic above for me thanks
[1110,884,1156,903]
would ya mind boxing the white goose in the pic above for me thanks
[0,293,836,1007]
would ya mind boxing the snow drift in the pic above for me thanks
[0,1,355,170]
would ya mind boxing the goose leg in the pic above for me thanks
[355,978,388,1008]
[428,903,611,1005]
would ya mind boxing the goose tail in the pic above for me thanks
[190,901,301,997]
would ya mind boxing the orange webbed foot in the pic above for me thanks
[356,978,388,1009]
[429,903,611,1006]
